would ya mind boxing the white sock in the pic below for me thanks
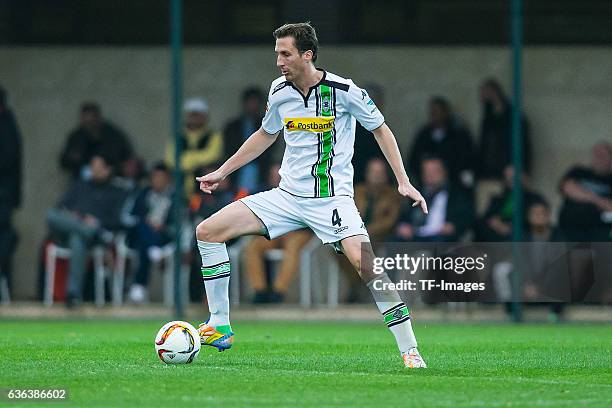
[197,240,231,333]
[367,274,417,354]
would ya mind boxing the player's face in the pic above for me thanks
[275,37,307,82]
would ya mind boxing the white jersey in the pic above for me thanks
[262,69,385,198]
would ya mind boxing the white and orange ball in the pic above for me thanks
[154,321,201,364]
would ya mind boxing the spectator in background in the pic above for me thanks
[223,87,273,193]
[524,199,565,242]
[60,102,134,180]
[0,86,22,299]
[477,78,531,180]
[47,155,127,307]
[354,158,401,243]
[394,157,474,242]
[558,141,612,242]
[243,163,311,303]
[244,229,312,304]
[523,200,566,323]
[123,163,174,304]
[475,165,544,242]
[486,198,567,322]
[166,97,224,199]
[353,84,385,184]
[407,97,476,190]
[113,156,146,193]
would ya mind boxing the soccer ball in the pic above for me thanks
[154,321,201,364]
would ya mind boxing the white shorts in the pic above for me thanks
[240,188,369,249]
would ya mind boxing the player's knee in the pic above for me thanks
[195,220,224,243]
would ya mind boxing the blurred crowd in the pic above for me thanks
[0,79,610,309]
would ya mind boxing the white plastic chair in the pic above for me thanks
[44,243,109,307]
[299,237,339,308]
[226,237,250,305]
[113,233,179,306]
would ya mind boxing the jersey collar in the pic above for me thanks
[289,68,326,108]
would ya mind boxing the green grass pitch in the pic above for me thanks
[1,320,611,407]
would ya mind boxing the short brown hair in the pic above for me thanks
[273,22,318,63]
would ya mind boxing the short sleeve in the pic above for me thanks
[347,81,385,132]
[261,86,283,135]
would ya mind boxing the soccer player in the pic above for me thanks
[195,22,428,368]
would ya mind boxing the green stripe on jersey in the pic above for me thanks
[315,84,334,197]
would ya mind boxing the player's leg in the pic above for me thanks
[195,200,266,350]
[196,200,267,243]
[197,188,306,350]
[301,195,425,367]
[340,235,426,368]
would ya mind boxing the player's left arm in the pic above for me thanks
[372,123,428,214]
[347,80,427,214]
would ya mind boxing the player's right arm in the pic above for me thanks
[196,128,278,194]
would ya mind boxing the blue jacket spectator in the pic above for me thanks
[124,163,175,303]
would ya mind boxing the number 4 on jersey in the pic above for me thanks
[332,208,342,226]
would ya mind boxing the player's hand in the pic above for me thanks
[398,183,428,214]
[196,170,224,194]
